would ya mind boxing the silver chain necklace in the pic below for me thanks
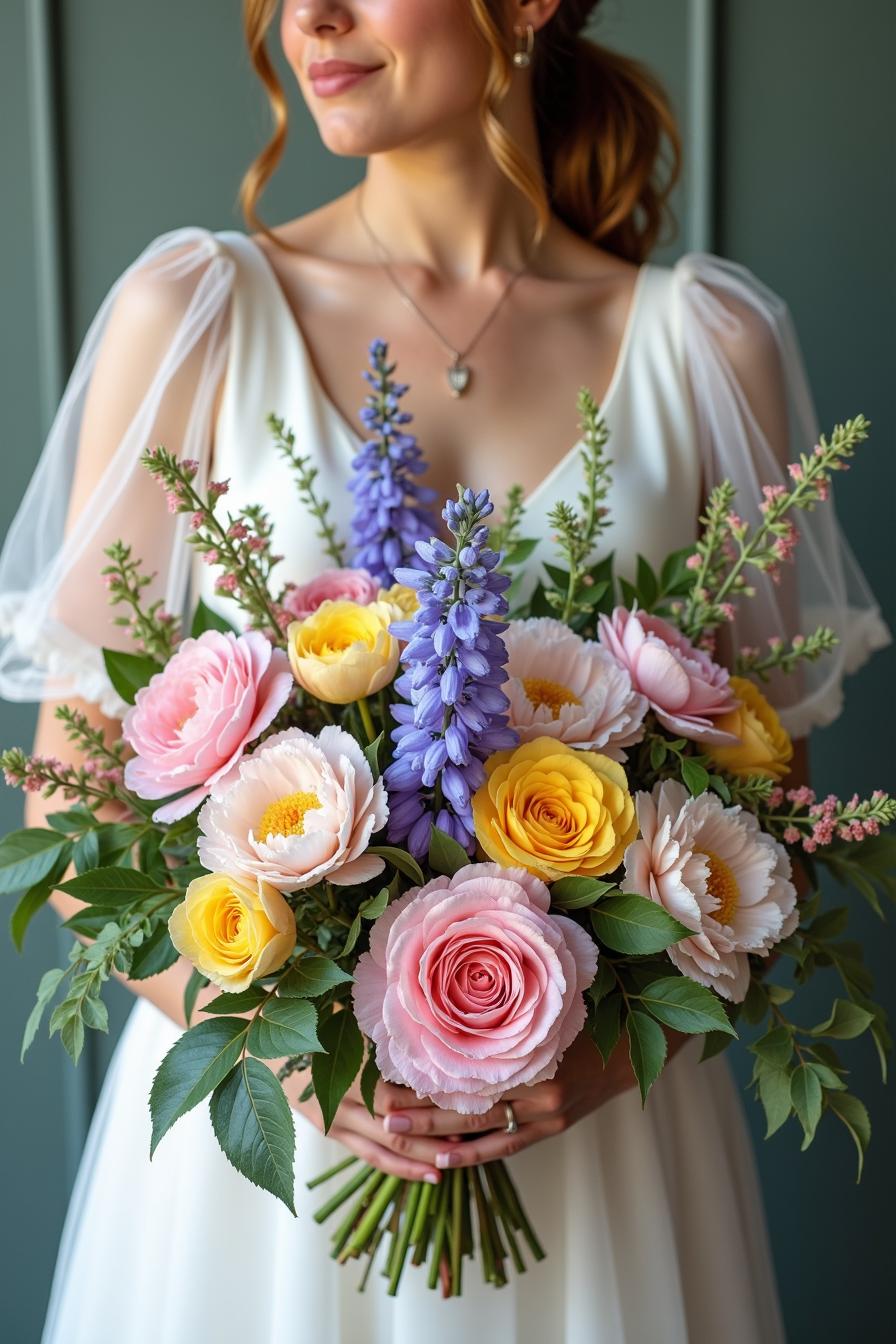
[355,186,537,398]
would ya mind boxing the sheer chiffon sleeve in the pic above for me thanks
[674,251,892,740]
[0,226,235,718]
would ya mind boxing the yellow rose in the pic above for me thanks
[287,599,399,704]
[707,675,794,781]
[378,582,420,620]
[168,872,295,992]
[472,737,638,881]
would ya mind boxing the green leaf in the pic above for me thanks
[202,986,269,1014]
[807,1061,847,1091]
[587,956,616,1008]
[360,1048,381,1117]
[248,998,322,1058]
[359,887,389,920]
[827,1091,871,1183]
[183,968,209,1027]
[10,847,71,951]
[700,1030,736,1062]
[766,983,794,1006]
[550,876,615,910]
[209,1056,296,1213]
[790,1064,823,1147]
[363,732,384,781]
[0,829,71,895]
[626,1009,668,1105]
[20,967,66,1062]
[503,537,539,566]
[680,757,710,797]
[311,1009,364,1133]
[589,991,623,1065]
[749,1026,793,1068]
[340,913,362,958]
[367,845,425,887]
[428,825,470,878]
[755,1057,793,1138]
[102,647,163,705]
[591,894,691,956]
[191,598,237,637]
[280,956,353,999]
[808,998,875,1040]
[60,1014,86,1065]
[46,806,96,835]
[81,995,109,1033]
[708,774,731,803]
[636,976,737,1036]
[72,829,101,875]
[806,907,849,941]
[741,976,769,1025]
[635,553,659,610]
[649,738,667,771]
[129,924,181,979]
[59,866,170,906]
[149,1017,247,1155]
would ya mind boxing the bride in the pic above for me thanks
[1,2,889,1341]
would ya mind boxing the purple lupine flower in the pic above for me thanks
[383,487,518,857]
[348,339,438,585]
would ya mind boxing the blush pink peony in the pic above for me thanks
[283,567,379,621]
[598,605,740,745]
[352,862,598,1113]
[122,630,293,823]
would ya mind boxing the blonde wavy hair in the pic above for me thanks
[239,0,682,264]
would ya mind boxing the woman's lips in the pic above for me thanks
[310,67,381,97]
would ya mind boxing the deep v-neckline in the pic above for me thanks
[239,233,651,506]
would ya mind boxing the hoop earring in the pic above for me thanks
[512,23,534,69]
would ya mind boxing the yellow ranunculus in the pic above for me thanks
[378,582,420,620]
[286,599,399,704]
[472,737,638,882]
[706,675,793,781]
[168,872,295,992]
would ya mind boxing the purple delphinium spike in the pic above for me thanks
[348,339,438,585]
[383,487,518,858]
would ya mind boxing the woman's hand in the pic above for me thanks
[287,1026,692,1181]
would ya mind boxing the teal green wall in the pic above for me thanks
[1,2,893,1338]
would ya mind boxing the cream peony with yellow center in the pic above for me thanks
[706,675,793,781]
[168,872,295,992]
[472,737,638,881]
[286,599,399,704]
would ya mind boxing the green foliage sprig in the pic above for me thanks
[267,413,348,568]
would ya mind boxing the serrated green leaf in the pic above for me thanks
[827,1091,871,1183]
[0,829,71,895]
[367,845,425,887]
[209,1057,296,1213]
[149,1017,247,1155]
[428,824,470,878]
[807,1061,847,1091]
[700,1029,736,1061]
[58,866,171,906]
[636,976,737,1036]
[808,998,875,1040]
[359,887,389,920]
[10,848,71,951]
[46,807,96,835]
[755,1057,793,1138]
[587,956,616,1009]
[591,894,691,956]
[20,967,66,1062]
[311,1010,364,1133]
[749,1026,793,1068]
[72,829,101,875]
[280,956,353,998]
[551,876,615,910]
[60,1014,85,1064]
[202,986,268,1014]
[191,597,237,637]
[101,647,162,705]
[680,758,710,797]
[360,1048,381,1117]
[627,1009,667,1105]
[81,996,109,1032]
[589,991,623,1064]
[248,998,322,1058]
[790,1063,823,1146]
[129,923,181,979]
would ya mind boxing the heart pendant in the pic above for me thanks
[447,361,471,397]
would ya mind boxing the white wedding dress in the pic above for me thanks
[0,226,890,1344]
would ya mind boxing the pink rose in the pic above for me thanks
[352,863,598,1113]
[283,567,379,621]
[122,630,293,823]
[598,605,740,745]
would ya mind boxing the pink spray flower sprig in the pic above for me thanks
[140,446,287,643]
[100,539,181,662]
[733,627,840,682]
[1,704,129,807]
[678,413,870,645]
[761,783,896,856]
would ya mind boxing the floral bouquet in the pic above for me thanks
[3,339,894,1297]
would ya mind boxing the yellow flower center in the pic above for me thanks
[703,849,740,926]
[522,677,581,719]
[258,790,321,842]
